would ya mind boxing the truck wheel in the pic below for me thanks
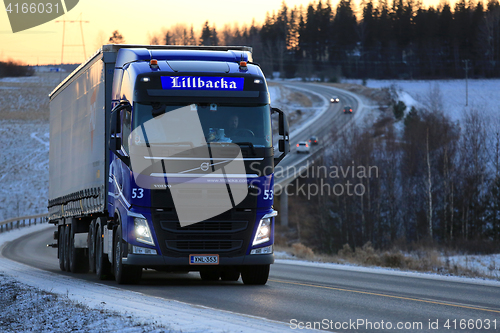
[241,265,270,285]
[58,225,66,271]
[88,220,96,273]
[114,225,142,284]
[220,270,240,281]
[68,223,89,273]
[200,271,220,281]
[95,220,112,280]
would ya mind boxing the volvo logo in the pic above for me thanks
[200,162,210,172]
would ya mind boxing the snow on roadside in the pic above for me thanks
[0,224,301,333]
[344,78,500,122]
[0,274,170,333]
[445,254,500,280]
[0,224,170,333]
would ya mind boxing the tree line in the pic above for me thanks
[291,87,500,253]
[0,60,34,78]
[148,0,500,79]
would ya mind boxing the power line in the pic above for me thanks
[55,13,89,65]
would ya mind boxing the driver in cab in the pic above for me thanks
[225,115,239,138]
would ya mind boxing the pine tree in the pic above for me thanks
[200,21,212,46]
[108,30,125,44]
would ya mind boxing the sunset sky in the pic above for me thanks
[1,0,453,65]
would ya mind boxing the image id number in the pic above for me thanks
[6,3,60,14]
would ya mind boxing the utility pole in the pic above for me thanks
[463,59,470,106]
[55,13,89,65]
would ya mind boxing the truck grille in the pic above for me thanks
[166,240,243,252]
[161,221,248,233]
[151,208,256,257]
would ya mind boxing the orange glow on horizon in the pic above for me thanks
[0,0,457,66]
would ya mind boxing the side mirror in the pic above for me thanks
[109,102,131,166]
[110,136,122,151]
[272,107,289,166]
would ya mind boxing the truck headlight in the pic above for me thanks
[130,213,155,246]
[252,210,277,246]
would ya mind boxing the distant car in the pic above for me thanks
[309,136,318,145]
[330,96,340,103]
[296,141,310,154]
[343,105,353,114]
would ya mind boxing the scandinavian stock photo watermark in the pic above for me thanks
[252,160,380,200]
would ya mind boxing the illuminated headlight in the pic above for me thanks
[132,245,157,255]
[141,77,150,82]
[252,210,277,246]
[132,215,155,246]
[251,245,273,255]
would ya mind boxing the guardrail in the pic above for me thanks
[275,147,323,187]
[0,213,49,233]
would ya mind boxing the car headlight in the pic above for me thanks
[129,212,155,246]
[253,210,277,246]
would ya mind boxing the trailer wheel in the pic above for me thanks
[220,270,240,281]
[241,265,270,285]
[114,225,142,284]
[88,220,96,273]
[58,225,66,271]
[64,225,71,271]
[95,219,112,280]
[199,271,220,281]
[68,224,89,273]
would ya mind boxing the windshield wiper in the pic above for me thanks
[234,142,256,156]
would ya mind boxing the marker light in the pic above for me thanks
[239,60,248,70]
[251,245,273,255]
[254,79,262,84]
[296,143,299,147]
[132,245,157,255]
[150,59,159,69]
[141,77,150,82]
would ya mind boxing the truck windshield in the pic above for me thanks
[130,103,272,148]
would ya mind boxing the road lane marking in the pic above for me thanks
[269,279,500,314]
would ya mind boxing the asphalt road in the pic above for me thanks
[4,83,500,332]
[4,227,500,332]
[275,82,359,184]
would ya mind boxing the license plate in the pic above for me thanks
[189,254,219,265]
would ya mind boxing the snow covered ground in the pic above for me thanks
[446,254,500,280]
[0,121,49,221]
[344,78,500,122]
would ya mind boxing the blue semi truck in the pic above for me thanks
[48,45,289,284]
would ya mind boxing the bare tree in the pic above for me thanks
[426,127,433,238]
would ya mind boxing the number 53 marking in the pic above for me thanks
[132,188,144,199]
[263,190,273,200]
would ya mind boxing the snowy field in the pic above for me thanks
[344,78,500,122]
[0,121,49,221]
